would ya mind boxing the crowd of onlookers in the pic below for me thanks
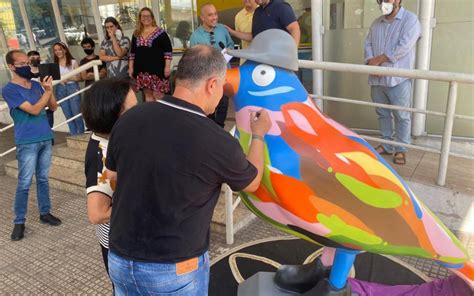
[2,1,422,295]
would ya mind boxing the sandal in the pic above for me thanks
[375,145,392,155]
[393,152,406,165]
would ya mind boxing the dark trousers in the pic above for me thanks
[46,110,54,128]
[207,95,228,128]
[46,110,55,145]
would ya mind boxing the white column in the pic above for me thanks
[191,0,197,32]
[91,0,105,42]
[0,25,12,79]
[0,24,8,51]
[151,0,161,23]
[311,0,324,110]
[18,0,35,50]
[51,0,67,43]
[412,0,436,136]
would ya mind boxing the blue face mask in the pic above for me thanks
[15,65,33,80]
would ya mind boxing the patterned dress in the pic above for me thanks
[130,27,172,93]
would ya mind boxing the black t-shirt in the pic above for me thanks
[252,0,297,37]
[79,55,106,87]
[106,96,257,263]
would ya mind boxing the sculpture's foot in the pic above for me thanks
[301,278,352,296]
[274,258,331,293]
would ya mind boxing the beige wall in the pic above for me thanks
[322,0,474,137]
[427,0,473,136]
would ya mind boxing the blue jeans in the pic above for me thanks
[109,251,210,296]
[371,79,412,153]
[14,140,52,224]
[55,82,84,135]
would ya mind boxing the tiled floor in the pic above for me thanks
[0,173,472,294]
[0,124,473,294]
[368,140,474,196]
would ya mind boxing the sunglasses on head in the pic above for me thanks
[209,31,215,45]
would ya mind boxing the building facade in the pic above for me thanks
[0,0,472,137]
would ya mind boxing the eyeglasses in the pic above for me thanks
[209,31,215,46]
[13,62,30,67]
[141,15,152,19]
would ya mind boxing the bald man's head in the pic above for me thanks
[200,3,218,29]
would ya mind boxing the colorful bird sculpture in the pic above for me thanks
[225,29,473,293]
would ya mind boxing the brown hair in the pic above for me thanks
[104,17,123,40]
[5,50,25,65]
[133,7,158,37]
[53,42,74,68]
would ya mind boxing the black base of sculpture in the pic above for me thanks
[237,272,357,296]
[274,258,331,293]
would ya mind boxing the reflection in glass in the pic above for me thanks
[159,0,194,50]
[24,0,60,61]
[0,0,29,50]
[0,0,30,85]
[58,0,100,61]
[98,0,139,39]
[287,0,312,46]
[58,0,97,46]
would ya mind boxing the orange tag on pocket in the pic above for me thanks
[176,257,198,276]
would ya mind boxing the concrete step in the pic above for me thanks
[51,144,86,171]
[5,157,255,237]
[7,131,255,237]
[66,133,90,151]
[4,160,85,196]
[211,191,256,235]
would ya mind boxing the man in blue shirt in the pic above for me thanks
[225,0,301,46]
[190,3,234,50]
[365,0,421,165]
[190,3,234,127]
[2,50,62,241]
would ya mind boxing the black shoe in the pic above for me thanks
[11,224,25,241]
[274,258,331,293]
[40,213,62,226]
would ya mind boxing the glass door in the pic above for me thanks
[0,1,33,86]
[24,0,61,62]
[98,0,140,40]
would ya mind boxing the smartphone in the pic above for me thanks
[39,63,61,81]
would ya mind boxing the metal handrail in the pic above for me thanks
[298,60,474,186]
[0,62,101,158]
[0,112,86,158]
[298,60,474,84]
[311,95,474,121]
[0,60,102,113]
[0,85,93,134]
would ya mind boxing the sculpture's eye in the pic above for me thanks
[252,65,276,87]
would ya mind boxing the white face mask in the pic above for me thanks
[115,29,123,40]
[380,2,394,15]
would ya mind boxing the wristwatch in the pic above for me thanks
[252,134,265,142]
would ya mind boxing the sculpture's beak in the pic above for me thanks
[224,67,240,98]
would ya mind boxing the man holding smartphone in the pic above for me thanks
[2,50,62,241]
